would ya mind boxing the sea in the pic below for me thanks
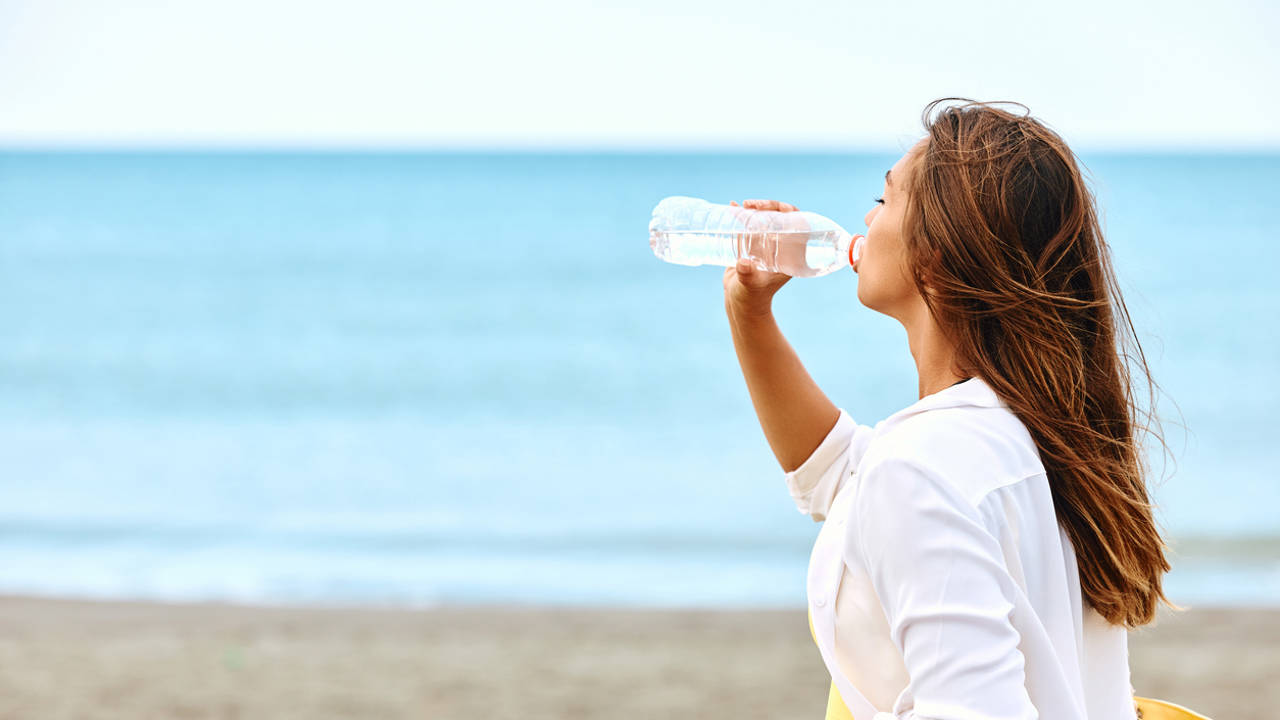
[0,150,1276,609]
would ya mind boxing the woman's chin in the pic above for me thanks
[855,284,875,310]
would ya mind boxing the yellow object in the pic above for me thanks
[806,609,1210,720]
[1133,696,1212,720]
[824,679,856,720]
[808,608,856,720]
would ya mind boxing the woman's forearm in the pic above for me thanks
[726,303,840,473]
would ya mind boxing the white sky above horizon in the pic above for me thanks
[1,0,1277,151]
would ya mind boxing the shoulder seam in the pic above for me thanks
[967,469,1045,508]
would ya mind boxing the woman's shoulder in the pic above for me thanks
[861,403,1047,509]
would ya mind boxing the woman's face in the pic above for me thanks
[857,141,926,321]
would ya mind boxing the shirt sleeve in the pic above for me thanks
[852,456,1038,720]
[783,408,875,522]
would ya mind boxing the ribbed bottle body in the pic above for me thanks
[649,196,859,278]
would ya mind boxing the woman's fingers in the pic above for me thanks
[743,199,798,212]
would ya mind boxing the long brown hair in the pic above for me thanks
[901,98,1178,628]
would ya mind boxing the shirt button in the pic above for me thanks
[815,597,827,607]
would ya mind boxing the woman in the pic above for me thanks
[723,99,1177,719]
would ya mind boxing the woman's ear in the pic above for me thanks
[917,247,945,296]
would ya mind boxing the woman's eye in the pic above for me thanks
[872,196,885,205]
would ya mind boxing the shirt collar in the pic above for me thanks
[882,376,1007,426]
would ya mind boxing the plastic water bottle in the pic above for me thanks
[648,196,865,278]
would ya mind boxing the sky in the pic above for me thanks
[1,0,1277,150]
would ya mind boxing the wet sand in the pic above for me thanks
[0,595,1271,719]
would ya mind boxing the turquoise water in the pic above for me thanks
[0,150,1276,607]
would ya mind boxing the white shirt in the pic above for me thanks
[786,377,1137,720]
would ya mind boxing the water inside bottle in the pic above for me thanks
[651,231,739,267]
[651,229,842,277]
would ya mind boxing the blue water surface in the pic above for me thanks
[0,150,1276,607]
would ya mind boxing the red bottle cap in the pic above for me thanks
[848,234,865,267]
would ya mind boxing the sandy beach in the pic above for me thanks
[0,596,1273,719]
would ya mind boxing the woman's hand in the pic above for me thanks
[723,199,799,319]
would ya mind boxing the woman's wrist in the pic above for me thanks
[725,295,776,326]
